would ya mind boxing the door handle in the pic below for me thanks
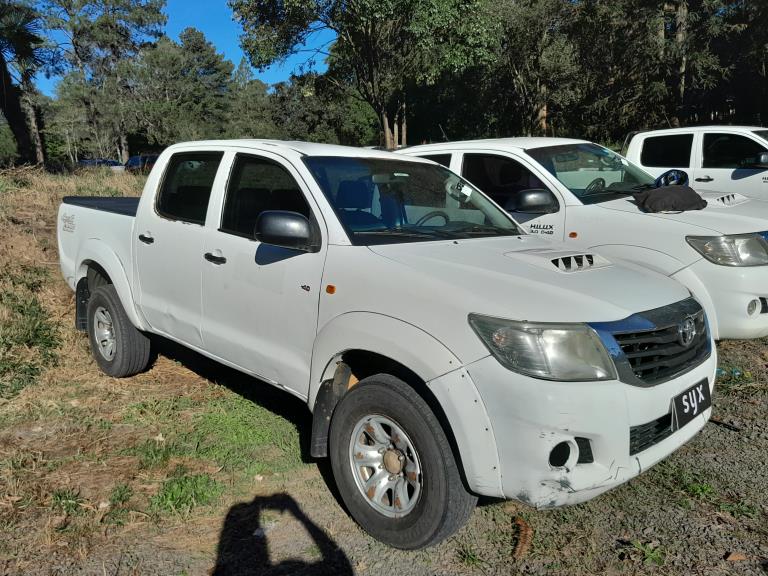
[695,176,714,182]
[204,252,227,265]
[138,234,154,244]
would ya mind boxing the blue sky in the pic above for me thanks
[36,0,334,96]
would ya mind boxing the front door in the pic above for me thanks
[693,132,768,197]
[460,152,566,241]
[201,152,326,396]
[135,151,225,348]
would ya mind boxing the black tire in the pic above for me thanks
[329,374,476,549]
[86,284,151,377]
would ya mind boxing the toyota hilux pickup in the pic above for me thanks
[401,138,768,340]
[58,140,716,549]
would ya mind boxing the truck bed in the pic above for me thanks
[62,196,139,217]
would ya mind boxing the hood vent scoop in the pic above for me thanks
[552,253,605,272]
[506,248,612,272]
[709,192,750,207]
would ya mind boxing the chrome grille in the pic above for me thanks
[613,311,708,385]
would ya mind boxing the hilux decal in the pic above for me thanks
[529,223,554,235]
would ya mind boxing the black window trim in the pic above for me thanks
[218,151,321,245]
[155,150,225,226]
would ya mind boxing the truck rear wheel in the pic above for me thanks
[86,285,151,377]
[329,374,476,549]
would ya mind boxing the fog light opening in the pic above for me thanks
[748,298,760,316]
[549,442,572,468]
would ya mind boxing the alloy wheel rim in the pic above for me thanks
[348,414,422,518]
[94,306,116,361]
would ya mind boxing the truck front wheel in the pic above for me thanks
[329,374,476,549]
[86,285,151,377]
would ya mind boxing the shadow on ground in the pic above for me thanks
[212,493,354,575]
[150,336,314,460]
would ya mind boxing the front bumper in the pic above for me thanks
[674,259,768,339]
[464,348,717,507]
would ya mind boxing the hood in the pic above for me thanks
[368,235,690,324]
[595,191,768,235]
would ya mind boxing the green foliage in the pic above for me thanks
[0,120,17,166]
[50,488,84,515]
[150,467,223,515]
[0,265,60,399]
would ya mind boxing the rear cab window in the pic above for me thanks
[640,134,693,168]
[156,152,224,224]
[418,154,452,168]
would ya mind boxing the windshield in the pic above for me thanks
[526,143,656,205]
[754,130,768,142]
[303,156,523,245]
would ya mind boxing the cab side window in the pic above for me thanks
[419,154,452,168]
[640,134,693,168]
[461,153,548,212]
[156,152,224,224]
[221,154,311,239]
[703,133,768,169]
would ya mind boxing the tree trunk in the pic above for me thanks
[20,79,45,164]
[400,101,407,147]
[118,131,129,163]
[393,109,399,150]
[381,109,393,150]
[0,53,35,164]
[675,0,688,125]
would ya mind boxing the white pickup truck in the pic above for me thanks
[58,140,715,549]
[624,125,768,198]
[401,138,768,340]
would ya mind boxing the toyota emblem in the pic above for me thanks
[678,317,697,347]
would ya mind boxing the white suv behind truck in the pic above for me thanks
[401,138,768,340]
[58,140,715,548]
[624,125,768,197]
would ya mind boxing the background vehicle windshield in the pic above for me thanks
[526,143,656,205]
[304,156,523,245]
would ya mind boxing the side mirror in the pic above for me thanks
[740,152,768,169]
[255,211,317,252]
[505,189,559,214]
[655,169,689,188]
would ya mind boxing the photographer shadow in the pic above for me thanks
[212,492,354,576]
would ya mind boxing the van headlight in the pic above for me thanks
[686,233,768,266]
[468,314,617,381]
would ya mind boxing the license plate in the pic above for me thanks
[672,379,711,430]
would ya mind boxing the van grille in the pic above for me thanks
[613,311,708,385]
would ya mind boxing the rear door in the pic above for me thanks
[200,151,326,395]
[135,151,225,348]
[459,151,566,240]
[692,131,768,196]
[634,133,694,179]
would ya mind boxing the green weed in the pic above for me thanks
[127,439,182,469]
[183,394,303,474]
[632,541,664,566]
[455,538,484,567]
[50,488,84,516]
[719,501,758,519]
[150,467,223,515]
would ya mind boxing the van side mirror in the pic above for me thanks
[655,169,689,188]
[741,152,768,169]
[504,189,559,214]
[255,211,318,252]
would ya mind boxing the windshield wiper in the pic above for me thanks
[458,225,519,236]
[356,229,449,239]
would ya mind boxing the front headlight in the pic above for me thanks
[468,314,617,381]
[687,233,768,266]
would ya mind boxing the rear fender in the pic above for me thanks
[75,239,147,331]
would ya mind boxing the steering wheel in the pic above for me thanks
[585,177,606,193]
[415,210,450,226]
